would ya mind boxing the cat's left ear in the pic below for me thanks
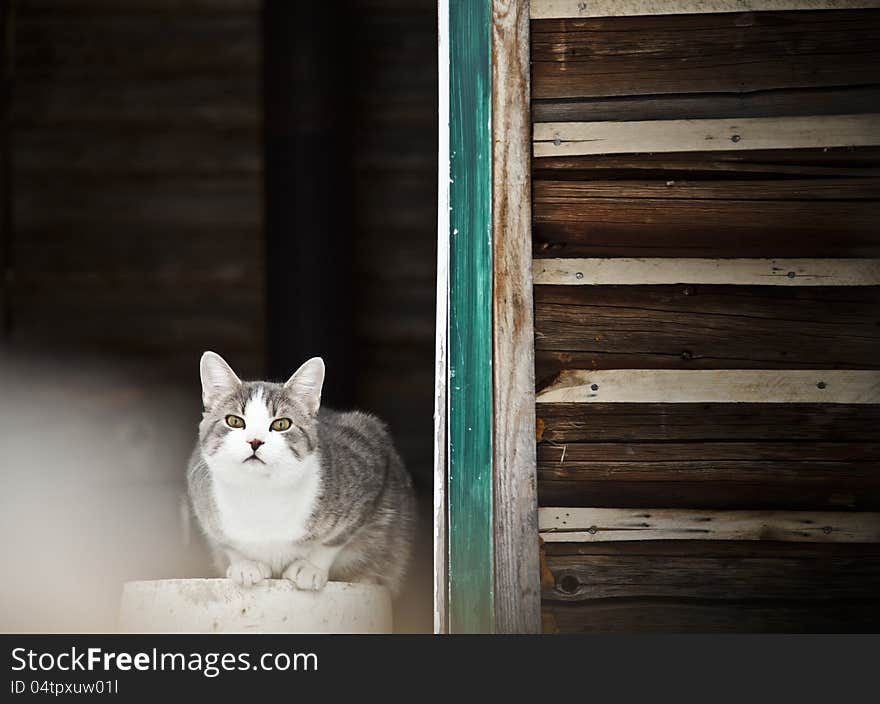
[284,357,325,415]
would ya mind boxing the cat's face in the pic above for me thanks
[197,352,324,486]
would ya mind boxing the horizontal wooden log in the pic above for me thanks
[532,11,880,100]
[533,146,880,179]
[531,1,880,19]
[536,178,880,200]
[534,285,880,375]
[532,86,880,124]
[544,600,880,632]
[534,258,880,286]
[537,442,880,509]
[8,314,261,360]
[19,0,261,13]
[15,16,260,77]
[539,441,880,464]
[539,507,880,542]
[536,369,880,404]
[534,115,880,157]
[537,402,880,442]
[542,541,880,631]
[543,538,880,556]
[538,478,878,510]
[12,76,259,128]
[532,171,880,258]
[12,127,260,176]
[14,177,261,228]
[543,541,880,601]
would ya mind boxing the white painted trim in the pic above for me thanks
[531,0,880,19]
[535,369,880,404]
[434,0,450,636]
[538,507,880,543]
[533,114,880,157]
[533,258,880,286]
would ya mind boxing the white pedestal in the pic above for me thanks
[119,579,392,634]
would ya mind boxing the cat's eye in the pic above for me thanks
[225,415,245,429]
[270,418,292,432]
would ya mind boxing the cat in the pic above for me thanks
[187,351,416,598]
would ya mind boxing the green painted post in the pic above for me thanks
[446,0,494,633]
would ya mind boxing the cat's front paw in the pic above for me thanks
[226,559,271,587]
[282,559,328,591]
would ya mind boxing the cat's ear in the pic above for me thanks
[284,357,325,415]
[199,351,241,409]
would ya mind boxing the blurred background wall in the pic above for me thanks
[0,0,436,632]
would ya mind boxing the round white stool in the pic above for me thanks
[119,579,392,633]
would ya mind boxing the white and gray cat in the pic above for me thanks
[187,352,416,597]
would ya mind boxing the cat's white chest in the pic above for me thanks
[211,455,321,553]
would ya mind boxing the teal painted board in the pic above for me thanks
[447,0,494,633]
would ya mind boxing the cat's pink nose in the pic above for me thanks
[248,439,264,451]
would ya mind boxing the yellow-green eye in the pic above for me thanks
[270,418,292,432]
[225,415,245,429]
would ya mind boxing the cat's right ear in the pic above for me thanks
[199,351,241,409]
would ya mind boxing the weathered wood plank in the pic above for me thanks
[537,442,880,509]
[538,478,880,510]
[534,115,880,157]
[535,178,880,201]
[540,441,880,463]
[539,507,880,542]
[492,0,541,635]
[543,599,880,633]
[534,285,880,374]
[537,369,880,404]
[543,538,880,556]
[542,540,880,632]
[561,509,853,547]
[533,146,880,179]
[532,86,880,124]
[543,544,880,601]
[532,172,880,258]
[534,259,880,286]
[537,403,880,442]
[532,11,880,100]
[532,0,880,19]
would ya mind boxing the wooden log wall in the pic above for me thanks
[351,0,437,489]
[531,2,880,632]
[7,0,264,379]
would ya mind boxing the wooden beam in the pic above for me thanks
[263,1,352,403]
[445,0,494,634]
[433,0,451,636]
[534,114,880,157]
[536,369,880,404]
[492,0,541,635]
[534,286,880,374]
[539,507,880,543]
[531,0,880,19]
[537,403,880,442]
[533,258,880,286]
